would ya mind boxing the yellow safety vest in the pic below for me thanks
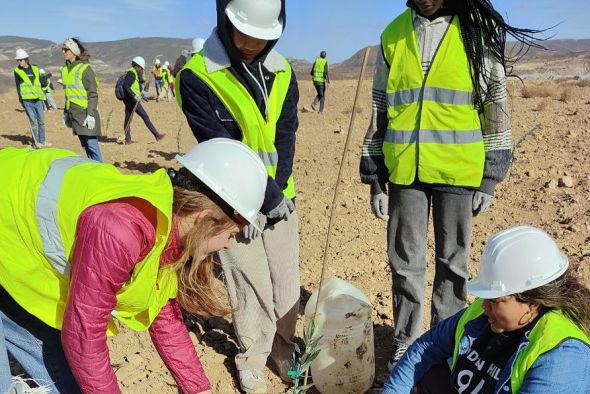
[0,147,178,335]
[452,299,590,393]
[312,57,327,83]
[128,67,142,97]
[14,65,46,101]
[177,53,296,199]
[381,9,485,187]
[61,62,100,110]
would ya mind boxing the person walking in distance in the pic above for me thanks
[61,38,103,162]
[310,50,329,113]
[360,0,544,368]
[122,56,166,144]
[152,58,164,102]
[14,48,50,148]
[40,69,58,111]
[176,0,300,392]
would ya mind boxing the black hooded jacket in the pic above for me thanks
[178,0,299,215]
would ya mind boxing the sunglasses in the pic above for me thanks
[61,47,71,53]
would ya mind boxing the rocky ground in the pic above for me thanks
[1,78,589,393]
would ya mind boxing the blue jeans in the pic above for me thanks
[0,290,81,394]
[78,135,103,162]
[22,100,46,145]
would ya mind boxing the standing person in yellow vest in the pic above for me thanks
[176,0,300,392]
[360,0,546,368]
[152,58,164,102]
[14,49,50,148]
[40,68,58,111]
[382,226,590,394]
[161,62,171,101]
[309,50,329,113]
[61,38,102,162]
[0,139,268,394]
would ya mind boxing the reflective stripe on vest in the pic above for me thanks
[36,156,94,275]
[177,53,296,198]
[312,58,327,83]
[14,65,46,101]
[0,147,177,335]
[452,299,590,394]
[62,63,89,109]
[381,9,485,187]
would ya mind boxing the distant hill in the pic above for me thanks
[1,36,589,92]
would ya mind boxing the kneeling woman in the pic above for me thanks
[383,226,590,394]
[0,139,267,394]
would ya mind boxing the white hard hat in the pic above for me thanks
[175,138,267,230]
[15,49,29,60]
[39,68,46,74]
[468,226,569,299]
[132,56,146,69]
[191,37,205,54]
[164,60,170,67]
[225,0,283,40]
[155,58,161,65]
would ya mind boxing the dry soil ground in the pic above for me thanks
[1,78,589,393]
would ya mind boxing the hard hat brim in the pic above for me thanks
[226,12,283,40]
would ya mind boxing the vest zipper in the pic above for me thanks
[414,17,454,182]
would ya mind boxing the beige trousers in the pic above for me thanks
[218,211,300,371]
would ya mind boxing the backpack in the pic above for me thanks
[115,74,126,100]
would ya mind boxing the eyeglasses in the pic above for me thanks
[61,48,70,53]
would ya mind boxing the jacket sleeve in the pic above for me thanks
[14,71,22,102]
[478,52,512,195]
[359,46,390,191]
[61,202,155,394]
[519,339,590,394]
[381,308,464,394]
[82,66,99,114]
[178,69,285,214]
[149,300,211,393]
[273,69,299,200]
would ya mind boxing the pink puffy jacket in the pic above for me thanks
[61,198,211,393]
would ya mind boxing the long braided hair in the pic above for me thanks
[411,0,548,112]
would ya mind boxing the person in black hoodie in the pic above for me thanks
[177,0,299,392]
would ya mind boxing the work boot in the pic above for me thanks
[238,369,267,393]
[156,133,166,142]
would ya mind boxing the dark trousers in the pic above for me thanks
[413,364,455,394]
[311,83,326,112]
[124,99,160,143]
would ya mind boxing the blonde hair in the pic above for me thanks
[168,187,234,317]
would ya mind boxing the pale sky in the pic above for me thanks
[0,0,586,62]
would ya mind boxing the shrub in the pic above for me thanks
[521,85,552,99]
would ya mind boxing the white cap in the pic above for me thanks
[15,49,29,60]
[191,37,205,54]
[154,58,161,65]
[175,139,267,230]
[469,226,569,299]
[132,56,146,69]
[225,0,283,40]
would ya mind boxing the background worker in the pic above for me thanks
[40,68,58,111]
[163,60,175,98]
[177,0,300,392]
[0,139,268,394]
[172,49,189,78]
[122,56,166,144]
[360,0,545,368]
[152,58,164,101]
[14,48,49,148]
[61,38,103,162]
[190,37,206,58]
[309,50,329,113]
[382,226,590,394]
